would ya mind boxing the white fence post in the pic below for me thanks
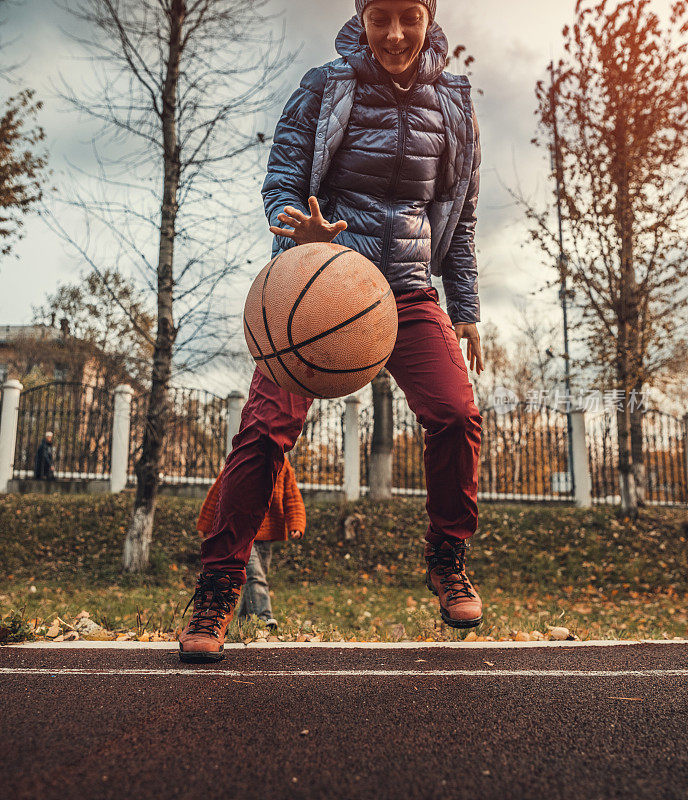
[110,384,134,493]
[226,391,246,455]
[0,379,23,493]
[370,370,393,500]
[570,408,592,508]
[343,395,361,501]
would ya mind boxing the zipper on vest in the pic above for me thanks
[380,95,409,273]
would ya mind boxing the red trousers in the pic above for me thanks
[201,286,482,581]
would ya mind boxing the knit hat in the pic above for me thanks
[356,0,436,23]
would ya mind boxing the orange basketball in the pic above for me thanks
[243,243,398,398]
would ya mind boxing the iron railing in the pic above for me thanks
[13,382,114,479]
[5,380,687,505]
[643,410,688,505]
[587,409,688,505]
[480,402,574,501]
[127,388,229,485]
[391,395,425,495]
[290,399,345,490]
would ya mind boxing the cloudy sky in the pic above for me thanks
[1,0,676,392]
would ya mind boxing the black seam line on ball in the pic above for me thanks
[292,351,390,375]
[285,250,353,350]
[244,315,279,386]
[261,253,322,398]
[244,256,280,385]
[288,290,393,374]
[254,287,392,365]
[284,247,390,374]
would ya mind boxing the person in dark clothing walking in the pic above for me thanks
[180,0,485,662]
[34,431,55,480]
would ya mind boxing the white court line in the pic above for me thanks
[1,667,688,678]
[9,639,688,651]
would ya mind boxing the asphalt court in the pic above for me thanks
[1,642,687,799]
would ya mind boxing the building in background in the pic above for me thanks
[0,320,142,390]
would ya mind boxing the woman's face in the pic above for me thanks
[363,1,429,79]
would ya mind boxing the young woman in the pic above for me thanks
[180,0,484,662]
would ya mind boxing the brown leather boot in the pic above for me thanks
[178,571,242,663]
[425,540,482,629]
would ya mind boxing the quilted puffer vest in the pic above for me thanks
[317,17,446,292]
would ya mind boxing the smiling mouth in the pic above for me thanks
[384,47,409,56]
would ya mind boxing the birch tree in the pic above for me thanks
[54,0,292,570]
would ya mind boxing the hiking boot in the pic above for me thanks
[425,540,482,629]
[179,570,241,663]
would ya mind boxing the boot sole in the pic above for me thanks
[426,571,483,630]
[179,646,225,663]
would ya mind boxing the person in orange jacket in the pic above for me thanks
[197,455,305,630]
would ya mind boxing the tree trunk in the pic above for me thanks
[123,0,185,572]
[614,116,638,518]
[369,369,393,501]
[630,389,646,505]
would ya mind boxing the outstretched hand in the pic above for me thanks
[454,323,484,375]
[269,196,348,245]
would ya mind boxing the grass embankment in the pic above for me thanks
[1,494,686,643]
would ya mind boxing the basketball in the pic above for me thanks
[243,243,398,398]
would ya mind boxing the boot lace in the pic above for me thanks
[429,541,475,603]
[182,571,240,637]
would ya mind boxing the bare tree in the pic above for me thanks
[512,0,688,515]
[33,268,155,388]
[48,0,293,570]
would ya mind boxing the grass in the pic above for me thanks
[1,494,687,643]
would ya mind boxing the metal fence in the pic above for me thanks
[480,402,574,502]
[290,399,345,490]
[391,395,426,495]
[13,382,114,479]
[5,379,686,506]
[384,399,576,501]
[643,410,688,505]
[128,388,229,485]
[586,409,687,506]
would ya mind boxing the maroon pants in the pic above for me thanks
[201,286,482,581]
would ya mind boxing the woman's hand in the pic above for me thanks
[454,323,484,375]
[269,196,348,245]
[289,530,304,540]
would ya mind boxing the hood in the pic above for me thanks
[335,14,448,85]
